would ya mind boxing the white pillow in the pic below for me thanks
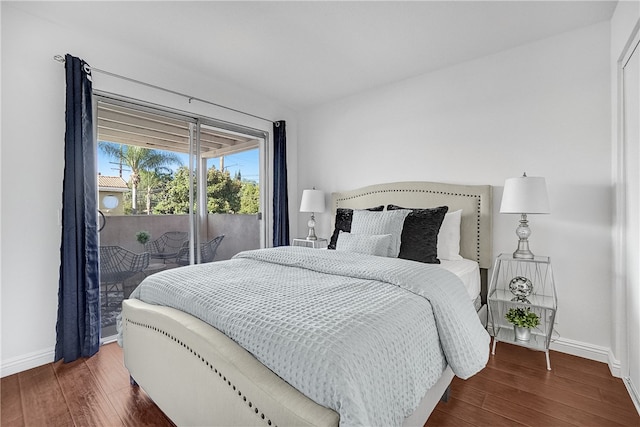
[336,232,392,257]
[437,209,463,260]
[350,209,411,257]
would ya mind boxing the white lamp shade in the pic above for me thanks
[299,189,325,213]
[500,175,550,214]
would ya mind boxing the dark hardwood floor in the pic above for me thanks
[2,341,638,426]
[1,342,173,427]
[427,343,639,426]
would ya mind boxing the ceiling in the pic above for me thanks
[11,1,617,110]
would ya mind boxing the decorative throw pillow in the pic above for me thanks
[335,232,393,257]
[328,206,384,250]
[437,209,463,260]
[387,204,448,264]
[350,209,411,257]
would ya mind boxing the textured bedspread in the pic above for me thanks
[127,246,489,426]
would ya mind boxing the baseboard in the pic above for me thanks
[623,377,640,416]
[607,348,623,379]
[550,337,621,377]
[1,346,55,378]
[1,333,121,378]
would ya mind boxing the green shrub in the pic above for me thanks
[136,230,151,245]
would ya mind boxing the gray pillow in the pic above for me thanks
[328,206,384,249]
[336,232,393,257]
[350,209,411,257]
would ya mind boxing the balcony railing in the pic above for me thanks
[99,213,260,261]
[99,213,259,339]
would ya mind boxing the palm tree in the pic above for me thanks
[139,169,170,215]
[99,142,182,214]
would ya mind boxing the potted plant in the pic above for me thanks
[136,230,151,247]
[505,307,540,342]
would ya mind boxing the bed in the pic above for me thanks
[120,180,493,426]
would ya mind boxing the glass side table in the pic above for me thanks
[488,253,557,370]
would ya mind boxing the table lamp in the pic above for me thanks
[299,189,325,240]
[500,173,550,259]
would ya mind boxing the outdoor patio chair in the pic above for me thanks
[100,245,150,309]
[144,231,188,262]
[175,234,225,266]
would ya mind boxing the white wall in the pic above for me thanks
[299,22,613,363]
[0,4,298,375]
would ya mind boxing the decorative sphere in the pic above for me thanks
[509,276,533,298]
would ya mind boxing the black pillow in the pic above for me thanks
[328,206,384,249]
[387,204,448,264]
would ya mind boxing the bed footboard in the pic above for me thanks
[122,299,340,427]
[122,298,464,426]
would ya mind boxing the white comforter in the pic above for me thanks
[127,246,489,427]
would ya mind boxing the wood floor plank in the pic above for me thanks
[448,379,486,408]
[487,356,606,403]
[18,364,73,426]
[106,385,175,427]
[489,343,638,415]
[450,378,574,426]
[425,408,475,427]
[494,343,620,387]
[1,374,24,426]
[462,371,629,426]
[85,340,131,395]
[491,342,550,370]
[598,385,640,413]
[53,358,123,426]
[553,363,629,394]
[550,349,616,379]
[479,394,575,427]
[433,395,524,426]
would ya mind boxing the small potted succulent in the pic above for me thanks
[505,307,540,342]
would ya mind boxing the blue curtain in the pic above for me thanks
[273,120,290,246]
[55,54,100,362]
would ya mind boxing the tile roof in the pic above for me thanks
[98,175,128,189]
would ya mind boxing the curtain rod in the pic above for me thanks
[53,55,277,125]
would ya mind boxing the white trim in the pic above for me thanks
[624,376,640,416]
[99,186,128,193]
[615,16,640,402]
[1,346,54,378]
[608,348,623,379]
[1,337,122,378]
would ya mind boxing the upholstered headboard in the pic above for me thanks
[331,181,493,269]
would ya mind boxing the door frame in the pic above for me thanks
[614,19,640,413]
[93,91,270,256]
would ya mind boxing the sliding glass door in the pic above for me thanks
[95,97,266,339]
[194,122,263,264]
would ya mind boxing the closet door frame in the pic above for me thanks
[615,19,640,414]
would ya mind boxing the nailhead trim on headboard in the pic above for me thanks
[334,188,485,263]
[126,319,276,427]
